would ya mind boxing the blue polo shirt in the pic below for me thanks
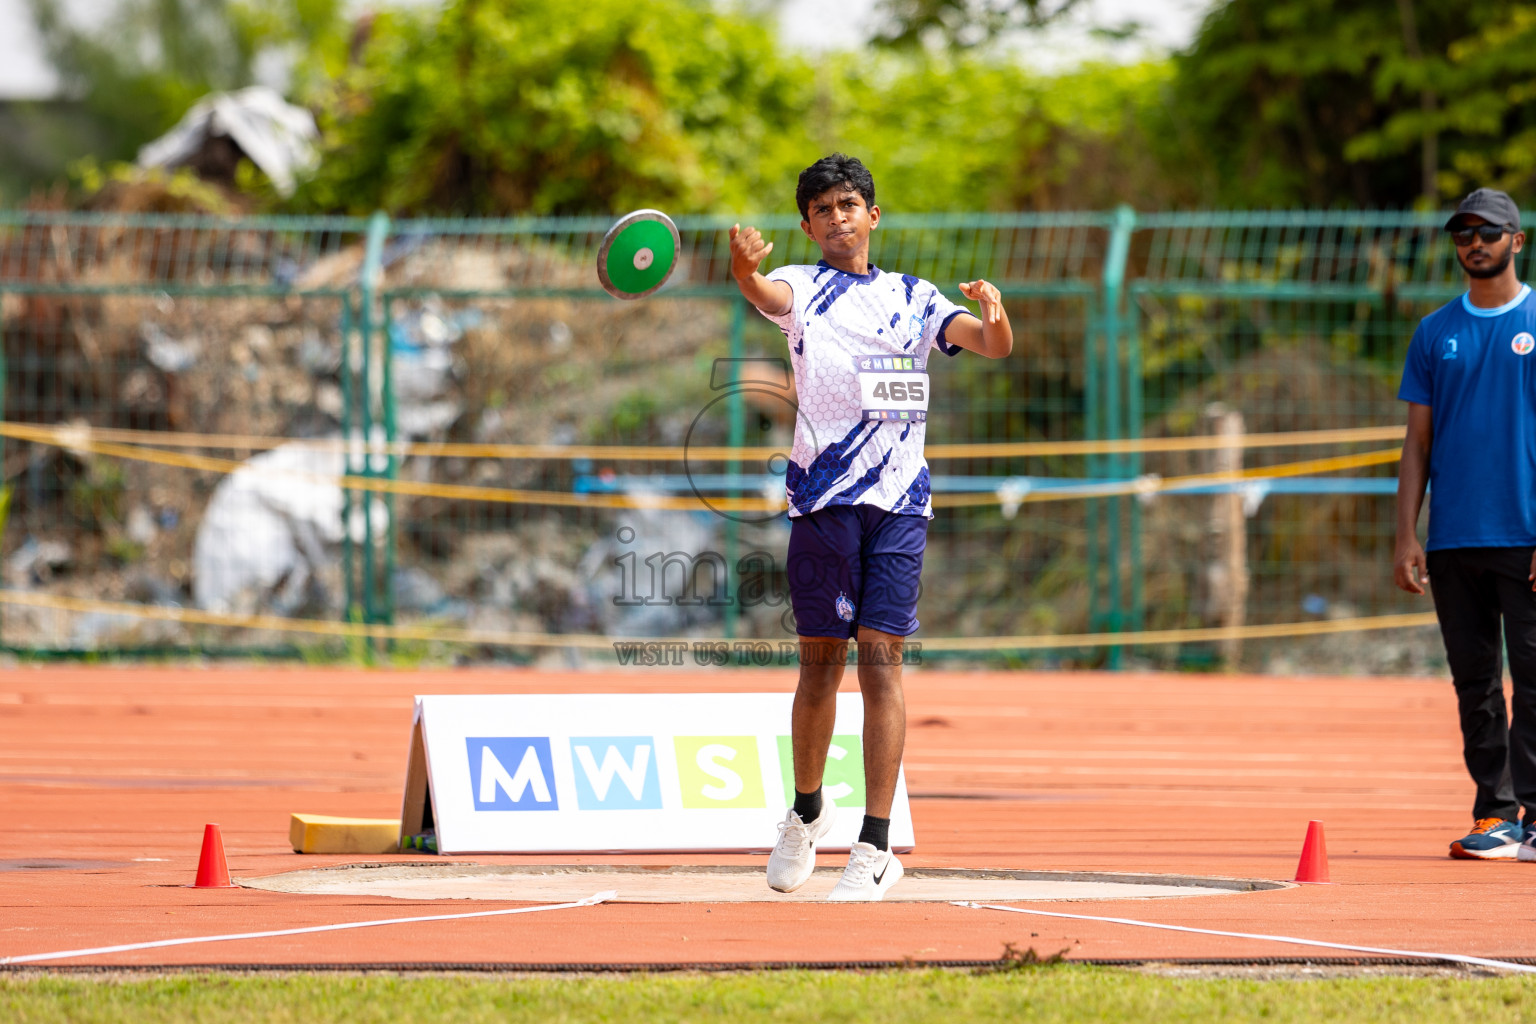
[1398,284,1536,550]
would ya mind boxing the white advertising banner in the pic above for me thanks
[401,693,915,854]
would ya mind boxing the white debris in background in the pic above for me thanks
[140,322,201,373]
[4,538,72,587]
[192,442,382,616]
[996,479,1030,521]
[125,505,158,546]
[546,321,573,354]
[1240,480,1271,518]
[578,491,723,637]
[389,297,480,439]
[137,86,320,197]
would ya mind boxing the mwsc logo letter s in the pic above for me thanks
[673,736,766,809]
[467,737,559,811]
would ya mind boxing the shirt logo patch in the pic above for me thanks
[1443,336,1459,360]
[835,593,856,622]
[1514,332,1535,355]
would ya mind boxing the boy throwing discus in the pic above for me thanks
[729,154,1013,901]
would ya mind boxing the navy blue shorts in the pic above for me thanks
[786,505,928,639]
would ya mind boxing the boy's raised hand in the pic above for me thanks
[959,279,1004,324]
[730,224,774,282]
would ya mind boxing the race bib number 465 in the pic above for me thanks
[858,356,929,422]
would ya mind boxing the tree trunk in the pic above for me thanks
[1396,0,1440,201]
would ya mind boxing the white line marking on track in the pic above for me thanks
[955,901,1536,973]
[0,891,615,965]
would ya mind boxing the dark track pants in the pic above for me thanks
[1427,546,1536,825]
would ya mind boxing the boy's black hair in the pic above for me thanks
[795,154,876,220]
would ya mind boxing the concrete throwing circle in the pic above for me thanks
[243,864,1289,904]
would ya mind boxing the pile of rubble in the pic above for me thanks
[1,220,745,653]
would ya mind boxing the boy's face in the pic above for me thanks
[801,186,879,262]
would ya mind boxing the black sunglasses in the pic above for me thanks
[1450,224,1509,246]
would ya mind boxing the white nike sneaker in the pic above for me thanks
[827,841,903,902]
[766,800,837,893]
[1520,833,1536,862]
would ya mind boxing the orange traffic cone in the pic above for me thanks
[192,823,237,888]
[1293,819,1331,884]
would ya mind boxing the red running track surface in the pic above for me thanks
[2,666,1532,967]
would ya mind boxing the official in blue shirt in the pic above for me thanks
[1395,188,1536,861]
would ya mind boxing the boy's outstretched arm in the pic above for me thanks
[730,224,793,316]
[944,280,1013,359]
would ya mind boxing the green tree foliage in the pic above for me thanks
[25,0,346,164]
[297,0,1176,216]
[826,55,1189,212]
[1170,0,1464,206]
[1353,4,1536,200]
[29,0,248,162]
[1171,0,1536,207]
[873,0,1086,47]
[227,0,353,104]
[21,0,1536,214]
[295,0,815,216]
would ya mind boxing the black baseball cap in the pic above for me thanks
[1445,188,1522,231]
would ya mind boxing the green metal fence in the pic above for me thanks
[0,208,1469,668]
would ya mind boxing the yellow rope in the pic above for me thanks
[915,612,1438,651]
[1,422,1402,511]
[931,426,1404,458]
[0,421,1406,460]
[0,590,1438,652]
[936,448,1402,508]
[8,431,774,512]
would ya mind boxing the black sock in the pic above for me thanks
[858,814,890,851]
[793,787,823,823]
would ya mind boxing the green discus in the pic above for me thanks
[598,209,681,300]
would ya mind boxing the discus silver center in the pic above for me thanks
[633,247,654,271]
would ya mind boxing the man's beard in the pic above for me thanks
[1459,243,1515,279]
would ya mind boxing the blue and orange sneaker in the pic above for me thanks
[1449,818,1523,859]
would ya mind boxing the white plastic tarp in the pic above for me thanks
[137,86,319,196]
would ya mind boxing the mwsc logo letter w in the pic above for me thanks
[570,736,662,809]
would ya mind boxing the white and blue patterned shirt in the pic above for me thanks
[761,261,968,519]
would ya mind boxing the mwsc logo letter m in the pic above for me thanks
[467,737,559,811]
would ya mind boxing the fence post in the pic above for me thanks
[1085,276,1100,644]
[1099,204,1137,667]
[1120,211,1146,638]
[1205,404,1249,668]
[0,288,6,646]
[339,293,355,640]
[724,298,745,640]
[378,285,398,638]
[350,211,393,653]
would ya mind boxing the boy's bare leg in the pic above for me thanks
[767,634,849,893]
[792,635,848,793]
[855,626,906,818]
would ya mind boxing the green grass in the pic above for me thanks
[4,968,1535,1023]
